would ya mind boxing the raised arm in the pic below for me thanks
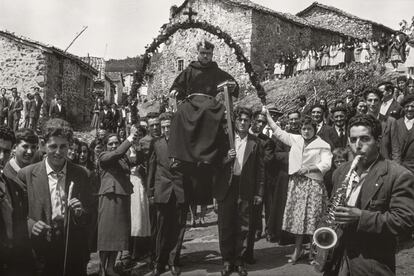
[264,108,293,147]
[99,127,137,165]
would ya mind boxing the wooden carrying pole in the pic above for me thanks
[217,80,237,149]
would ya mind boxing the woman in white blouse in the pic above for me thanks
[264,108,332,264]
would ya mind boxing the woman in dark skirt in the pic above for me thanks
[97,128,137,275]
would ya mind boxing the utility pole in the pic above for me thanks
[64,26,88,52]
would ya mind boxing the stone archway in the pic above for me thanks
[131,19,266,102]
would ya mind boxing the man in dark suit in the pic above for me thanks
[0,128,38,275]
[8,88,23,131]
[50,96,66,120]
[378,81,403,119]
[245,109,275,263]
[147,112,188,276]
[24,93,35,128]
[110,103,121,133]
[395,95,414,173]
[99,104,113,132]
[325,114,414,275]
[0,88,9,125]
[18,119,92,276]
[311,104,336,149]
[214,107,265,276]
[330,106,349,149]
[365,88,400,161]
[33,90,43,130]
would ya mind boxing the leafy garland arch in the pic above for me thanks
[131,20,266,102]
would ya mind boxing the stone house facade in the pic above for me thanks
[0,30,98,125]
[147,0,352,97]
[296,2,395,39]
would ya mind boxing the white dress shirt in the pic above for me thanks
[379,98,393,116]
[346,158,377,206]
[233,133,247,176]
[46,159,67,221]
[405,117,414,131]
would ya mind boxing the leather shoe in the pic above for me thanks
[236,265,248,276]
[220,263,234,276]
[151,267,166,276]
[170,265,181,276]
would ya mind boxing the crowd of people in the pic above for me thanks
[267,31,414,80]
[2,39,414,276]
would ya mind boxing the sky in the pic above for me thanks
[0,0,412,59]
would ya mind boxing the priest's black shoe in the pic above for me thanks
[236,265,248,276]
[170,265,181,276]
[220,263,234,276]
[243,255,256,265]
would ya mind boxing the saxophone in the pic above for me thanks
[312,155,362,272]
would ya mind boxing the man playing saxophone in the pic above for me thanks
[326,114,414,276]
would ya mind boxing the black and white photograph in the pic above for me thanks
[1,0,414,275]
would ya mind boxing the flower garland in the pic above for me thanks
[131,20,266,102]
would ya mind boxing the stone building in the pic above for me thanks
[146,0,395,98]
[0,30,98,124]
[296,2,395,39]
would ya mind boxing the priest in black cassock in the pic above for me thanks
[168,40,239,204]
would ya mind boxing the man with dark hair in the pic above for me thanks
[330,106,349,148]
[310,104,336,149]
[378,81,402,119]
[395,76,408,103]
[344,87,355,105]
[0,88,9,126]
[0,128,38,275]
[296,95,310,115]
[33,90,43,131]
[50,96,66,120]
[395,95,414,173]
[18,119,92,276]
[0,126,17,274]
[287,111,301,134]
[8,88,23,131]
[326,114,414,275]
[214,106,264,276]
[246,110,275,263]
[364,88,400,161]
[147,112,188,276]
[24,93,36,129]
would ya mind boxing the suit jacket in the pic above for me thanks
[34,99,43,119]
[395,118,414,173]
[98,139,133,196]
[99,110,113,129]
[8,97,23,120]
[0,96,9,117]
[256,133,276,186]
[24,99,36,118]
[317,124,337,150]
[17,160,92,272]
[147,137,185,204]
[378,114,400,161]
[213,133,265,202]
[330,125,348,149]
[50,104,66,120]
[329,157,414,274]
[384,99,403,119]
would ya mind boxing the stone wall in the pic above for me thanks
[250,10,343,77]
[298,7,372,39]
[148,0,254,97]
[0,35,47,101]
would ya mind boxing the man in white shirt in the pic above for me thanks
[378,82,402,119]
[394,94,414,173]
[326,114,414,275]
[18,119,92,276]
[213,107,264,276]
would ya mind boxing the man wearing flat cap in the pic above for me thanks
[395,94,414,173]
